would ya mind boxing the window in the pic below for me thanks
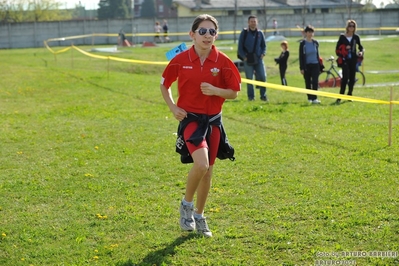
[158,4,164,12]
[228,10,235,16]
[257,9,265,15]
[321,8,329,13]
[243,10,251,16]
[294,9,302,14]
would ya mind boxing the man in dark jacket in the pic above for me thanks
[237,15,267,102]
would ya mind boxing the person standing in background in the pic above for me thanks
[154,21,162,43]
[160,14,241,237]
[118,30,130,47]
[299,25,322,104]
[273,19,278,35]
[275,40,289,86]
[162,19,170,43]
[335,20,364,104]
[237,15,268,101]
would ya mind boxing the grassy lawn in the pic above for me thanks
[0,35,398,266]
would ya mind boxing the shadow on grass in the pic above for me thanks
[117,233,197,266]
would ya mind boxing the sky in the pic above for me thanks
[61,0,98,9]
[61,0,389,9]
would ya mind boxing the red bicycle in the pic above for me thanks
[318,56,365,88]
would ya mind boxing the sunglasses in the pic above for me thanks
[348,25,355,27]
[195,28,217,36]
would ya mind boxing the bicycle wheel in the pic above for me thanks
[318,71,336,88]
[355,70,365,86]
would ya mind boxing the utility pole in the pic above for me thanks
[131,0,135,44]
[263,0,267,35]
[234,0,238,43]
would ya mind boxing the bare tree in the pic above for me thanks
[341,0,375,23]
[0,0,27,23]
[259,0,269,35]
[361,0,376,8]
[344,0,355,19]
[299,0,308,28]
[0,0,72,23]
[233,0,238,43]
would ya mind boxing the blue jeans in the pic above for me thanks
[244,59,267,100]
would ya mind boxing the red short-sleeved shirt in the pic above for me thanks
[161,45,241,115]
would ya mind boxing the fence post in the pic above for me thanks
[7,23,12,49]
[107,57,110,79]
[388,86,393,146]
[71,43,74,69]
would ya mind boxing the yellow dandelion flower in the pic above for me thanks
[17,151,23,155]
[94,249,98,253]
[84,173,94,177]
[94,146,99,150]
[21,258,25,261]
[2,233,6,237]
[96,214,107,219]
[210,208,220,213]
[93,256,99,260]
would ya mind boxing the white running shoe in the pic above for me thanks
[195,217,212,238]
[179,202,195,231]
[312,99,321,104]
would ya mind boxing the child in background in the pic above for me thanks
[154,21,162,43]
[162,19,170,43]
[274,40,289,86]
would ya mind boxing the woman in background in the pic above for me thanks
[335,20,364,104]
[299,25,322,104]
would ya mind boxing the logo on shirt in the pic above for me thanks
[210,67,220,76]
[183,66,193,69]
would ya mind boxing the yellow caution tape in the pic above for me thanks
[71,45,169,65]
[43,33,398,105]
[243,78,395,104]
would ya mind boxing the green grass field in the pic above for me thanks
[1,35,399,266]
